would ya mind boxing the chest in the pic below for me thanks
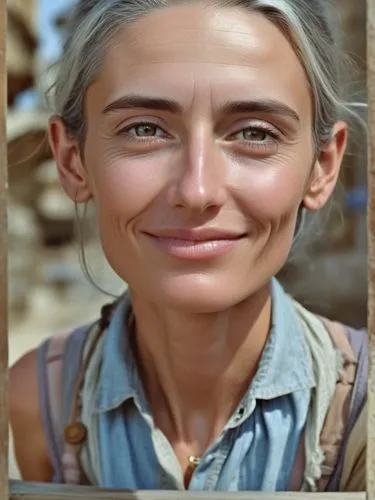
[95,391,311,491]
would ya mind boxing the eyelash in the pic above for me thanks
[236,125,278,139]
[117,121,281,152]
[227,125,280,152]
[118,121,168,140]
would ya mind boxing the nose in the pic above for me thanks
[167,129,227,214]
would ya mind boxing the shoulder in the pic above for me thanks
[318,320,367,492]
[10,348,53,481]
[337,323,367,492]
[10,348,39,428]
[9,322,95,482]
[10,348,38,413]
[292,296,368,363]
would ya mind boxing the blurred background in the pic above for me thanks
[6,0,368,476]
[8,0,125,364]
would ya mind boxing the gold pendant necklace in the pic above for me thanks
[188,455,201,469]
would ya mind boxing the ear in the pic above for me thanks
[48,116,92,203]
[303,121,348,211]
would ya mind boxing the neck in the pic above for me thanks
[129,283,272,456]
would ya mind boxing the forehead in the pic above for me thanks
[88,4,312,119]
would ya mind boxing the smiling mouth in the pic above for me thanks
[142,230,247,260]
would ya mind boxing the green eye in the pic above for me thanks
[134,123,159,137]
[242,128,269,141]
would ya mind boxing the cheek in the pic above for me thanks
[85,150,168,223]
[232,159,309,225]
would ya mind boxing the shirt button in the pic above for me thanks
[236,407,245,421]
[64,421,87,445]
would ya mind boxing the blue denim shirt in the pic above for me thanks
[93,279,315,490]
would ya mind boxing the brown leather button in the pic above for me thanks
[64,422,87,445]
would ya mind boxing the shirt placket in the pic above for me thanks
[188,400,255,491]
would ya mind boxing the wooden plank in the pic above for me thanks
[369,0,375,499]
[8,481,367,500]
[0,0,7,499]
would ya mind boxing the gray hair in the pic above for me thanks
[51,0,351,149]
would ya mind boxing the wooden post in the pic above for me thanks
[369,0,375,498]
[0,0,7,498]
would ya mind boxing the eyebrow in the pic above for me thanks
[102,95,300,123]
[102,95,182,114]
[221,99,300,123]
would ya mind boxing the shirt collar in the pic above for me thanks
[94,278,315,413]
[247,278,315,401]
[94,293,140,412]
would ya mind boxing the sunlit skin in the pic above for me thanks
[46,4,348,484]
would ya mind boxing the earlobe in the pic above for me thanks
[48,116,92,203]
[303,121,348,212]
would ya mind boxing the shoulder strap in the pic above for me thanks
[289,316,367,492]
[317,318,357,491]
[37,325,91,483]
[325,324,368,491]
[38,300,122,485]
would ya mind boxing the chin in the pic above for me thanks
[160,292,239,314]
[144,274,251,313]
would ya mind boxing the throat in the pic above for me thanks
[131,283,271,393]
[129,284,272,483]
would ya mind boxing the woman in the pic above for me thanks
[10,0,367,492]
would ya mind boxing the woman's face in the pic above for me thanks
[51,4,347,312]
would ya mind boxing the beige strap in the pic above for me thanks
[317,318,357,491]
[288,314,358,492]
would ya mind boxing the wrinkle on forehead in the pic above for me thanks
[118,7,289,65]
[88,4,312,124]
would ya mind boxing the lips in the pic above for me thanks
[142,228,246,242]
[141,228,247,260]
